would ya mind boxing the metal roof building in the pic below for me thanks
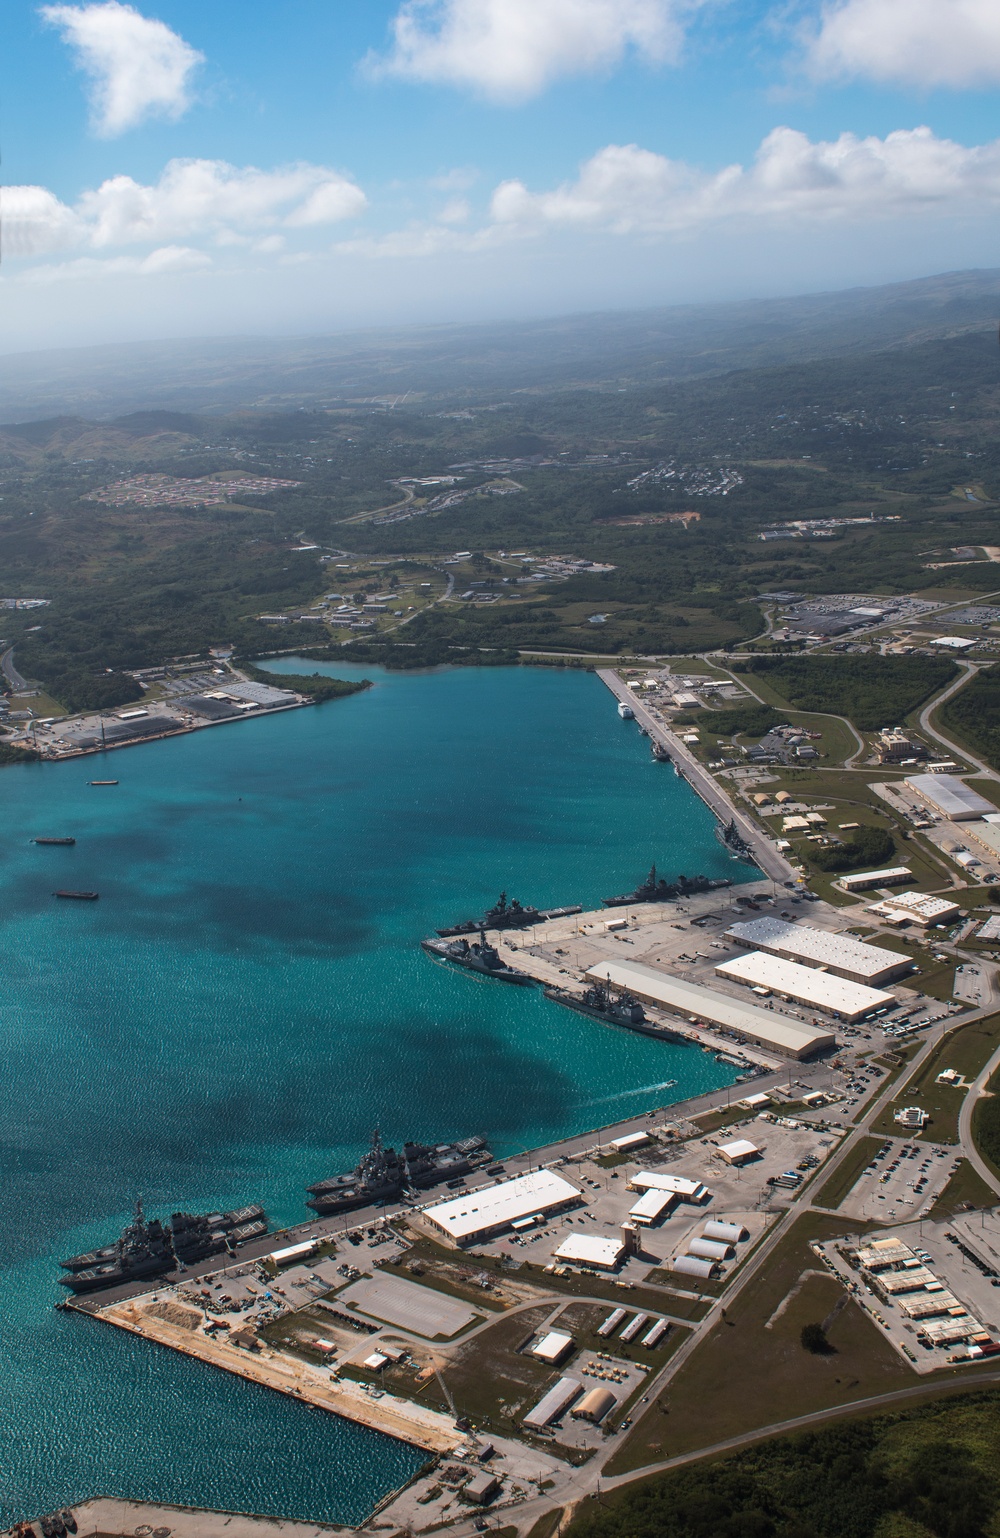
[715,950,896,1021]
[523,1377,582,1428]
[583,960,836,1059]
[724,917,910,986]
[689,1237,733,1261]
[572,1387,618,1423]
[554,1233,625,1270]
[704,1220,748,1243]
[672,1254,717,1279]
[423,1168,581,1246]
[629,1171,709,1203]
[905,774,996,820]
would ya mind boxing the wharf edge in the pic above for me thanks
[594,668,798,887]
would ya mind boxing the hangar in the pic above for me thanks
[715,951,896,1021]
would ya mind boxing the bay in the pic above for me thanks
[0,662,748,1525]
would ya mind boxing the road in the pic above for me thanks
[1,646,26,689]
[918,662,998,779]
[595,668,797,886]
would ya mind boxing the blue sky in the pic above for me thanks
[4,0,1000,352]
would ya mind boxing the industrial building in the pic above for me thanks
[523,1377,581,1428]
[838,866,914,892]
[423,1168,582,1246]
[672,1254,717,1279]
[572,1387,617,1423]
[867,890,961,926]
[554,1233,625,1270]
[628,1170,710,1203]
[532,1331,574,1365]
[689,1236,733,1261]
[715,951,896,1021]
[718,1139,760,1166]
[628,1188,677,1225]
[725,917,911,987]
[905,774,996,820]
[704,1220,748,1243]
[583,959,836,1059]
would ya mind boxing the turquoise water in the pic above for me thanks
[0,663,747,1525]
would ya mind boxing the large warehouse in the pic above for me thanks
[584,960,836,1058]
[423,1168,582,1246]
[905,773,996,821]
[715,951,896,1021]
[725,916,911,987]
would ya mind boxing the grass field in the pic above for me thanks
[870,1012,1000,1143]
[813,1136,882,1210]
[602,1212,920,1476]
[928,1158,999,1218]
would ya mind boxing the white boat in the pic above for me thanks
[617,701,635,719]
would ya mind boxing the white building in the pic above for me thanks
[905,774,995,821]
[725,917,910,986]
[629,1170,710,1203]
[628,1189,677,1225]
[718,1139,760,1166]
[523,1377,582,1428]
[583,959,836,1059]
[554,1234,625,1270]
[423,1168,582,1246]
[868,890,961,926]
[715,951,895,1021]
[532,1331,574,1365]
[838,867,915,893]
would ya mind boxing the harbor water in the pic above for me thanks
[0,662,750,1525]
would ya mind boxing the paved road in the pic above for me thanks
[918,662,999,779]
[1,646,26,689]
[595,668,797,886]
[957,1037,1000,1198]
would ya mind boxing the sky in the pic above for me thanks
[4,0,1000,353]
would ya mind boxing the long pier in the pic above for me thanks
[595,668,798,886]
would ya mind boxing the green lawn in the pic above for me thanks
[928,1159,998,1218]
[813,1136,882,1210]
[603,1212,918,1476]
[870,1012,1000,1142]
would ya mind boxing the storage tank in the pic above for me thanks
[689,1237,733,1261]
[703,1220,748,1244]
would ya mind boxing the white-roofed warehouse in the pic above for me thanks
[715,951,895,1021]
[724,917,910,987]
[583,960,836,1059]
[906,774,995,821]
[423,1168,581,1246]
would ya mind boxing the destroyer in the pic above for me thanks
[544,980,686,1043]
[59,1199,270,1292]
[436,891,581,938]
[603,865,731,906]
[423,929,534,984]
[306,1128,492,1216]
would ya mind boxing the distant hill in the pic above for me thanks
[0,267,997,421]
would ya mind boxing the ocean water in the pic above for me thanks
[0,662,748,1525]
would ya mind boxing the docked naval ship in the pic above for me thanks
[59,1198,270,1292]
[715,817,758,863]
[544,979,647,1027]
[306,1128,492,1215]
[436,891,581,937]
[602,865,731,906]
[422,929,534,984]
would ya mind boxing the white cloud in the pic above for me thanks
[5,158,367,260]
[366,0,696,101]
[489,126,1000,234]
[41,1,204,136]
[804,0,1000,89]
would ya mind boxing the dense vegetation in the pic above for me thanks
[973,1066,1000,1174]
[0,740,38,765]
[567,1394,1000,1538]
[733,656,958,730]
[810,825,896,871]
[695,705,781,738]
[940,667,1000,771]
[244,665,370,702]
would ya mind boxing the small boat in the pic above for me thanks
[54,890,99,901]
[33,837,76,846]
[89,779,118,786]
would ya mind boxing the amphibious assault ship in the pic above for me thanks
[306,1128,492,1216]
[59,1198,270,1292]
[602,865,731,907]
[436,891,581,938]
[422,929,534,984]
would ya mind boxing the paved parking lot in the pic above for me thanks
[339,1273,479,1337]
[837,1136,960,1222]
